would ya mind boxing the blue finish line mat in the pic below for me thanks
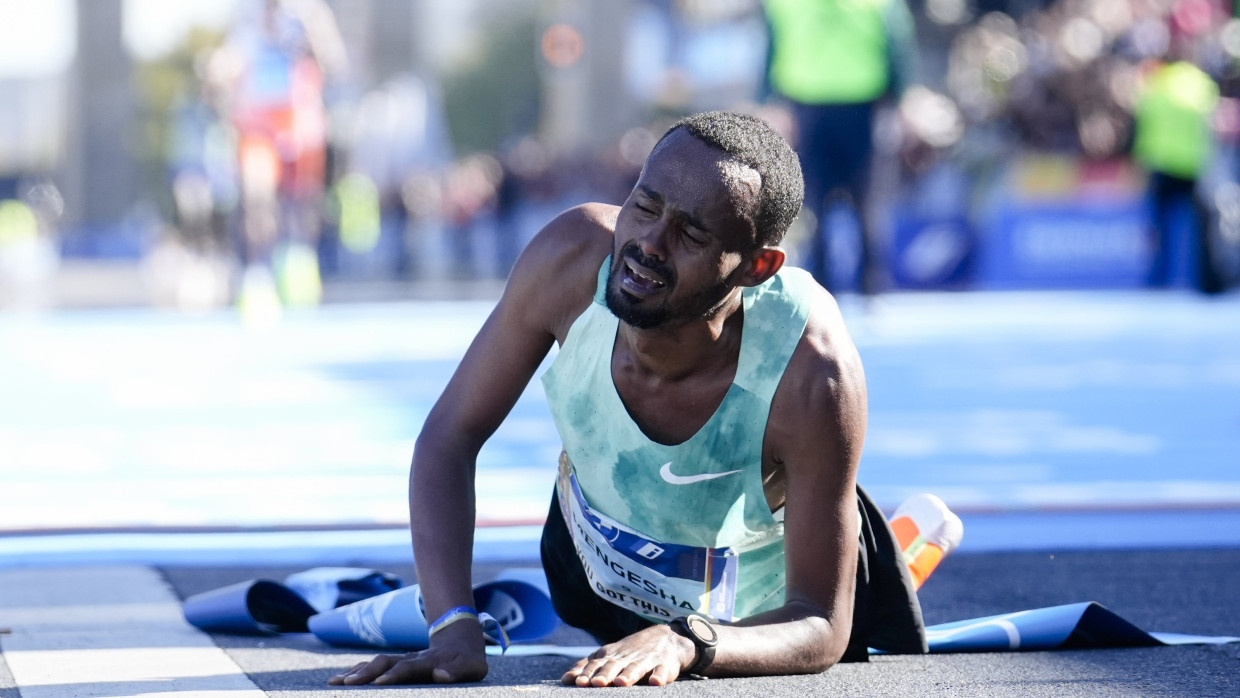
[182,567,1240,656]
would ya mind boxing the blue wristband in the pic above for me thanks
[427,605,511,653]
[428,605,479,637]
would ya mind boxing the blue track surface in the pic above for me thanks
[2,289,1238,562]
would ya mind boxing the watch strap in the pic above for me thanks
[671,614,718,676]
[686,641,715,676]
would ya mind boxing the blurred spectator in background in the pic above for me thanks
[0,180,62,310]
[1132,0,1223,292]
[332,73,453,280]
[1134,58,1220,290]
[494,136,552,277]
[441,153,503,279]
[206,0,346,320]
[762,0,916,295]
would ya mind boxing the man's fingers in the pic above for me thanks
[575,659,671,688]
[375,651,488,685]
[372,654,442,685]
[561,657,591,685]
[329,655,400,685]
[326,646,488,686]
[561,647,681,688]
[326,660,370,685]
[570,656,615,687]
[613,660,664,688]
[646,662,680,687]
[599,658,672,688]
[587,659,626,687]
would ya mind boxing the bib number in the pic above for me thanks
[560,469,738,621]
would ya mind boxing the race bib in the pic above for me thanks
[560,468,738,621]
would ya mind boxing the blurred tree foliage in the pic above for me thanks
[439,8,541,156]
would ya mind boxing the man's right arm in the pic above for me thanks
[329,204,614,686]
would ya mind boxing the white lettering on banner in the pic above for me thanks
[1012,219,1145,269]
[560,472,738,621]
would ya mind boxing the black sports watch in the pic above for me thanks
[669,613,719,676]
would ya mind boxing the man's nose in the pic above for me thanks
[636,219,670,260]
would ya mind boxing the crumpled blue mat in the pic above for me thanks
[182,567,403,635]
[183,568,1239,655]
[182,566,557,649]
[919,601,1239,653]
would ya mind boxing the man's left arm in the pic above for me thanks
[562,307,866,686]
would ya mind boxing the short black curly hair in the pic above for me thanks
[658,110,804,248]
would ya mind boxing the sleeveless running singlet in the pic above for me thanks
[541,256,814,621]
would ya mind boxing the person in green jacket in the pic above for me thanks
[763,0,917,295]
[1132,58,1221,291]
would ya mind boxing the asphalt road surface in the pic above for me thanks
[6,546,1234,697]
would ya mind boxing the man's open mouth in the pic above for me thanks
[621,257,667,297]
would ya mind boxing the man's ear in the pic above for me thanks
[738,246,786,287]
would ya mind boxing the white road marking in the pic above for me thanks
[0,565,265,697]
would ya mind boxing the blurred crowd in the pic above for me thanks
[941,0,1233,160]
[142,0,663,318]
[1,0,1238,313]
[884,0,1239,292]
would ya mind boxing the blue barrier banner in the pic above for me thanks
[976,200,1150,289]
[972,154,1155,289]
[889,213,975,289]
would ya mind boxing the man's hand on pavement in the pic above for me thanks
[561,623,697,687]
[326,623,488,686]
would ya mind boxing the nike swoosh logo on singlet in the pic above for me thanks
[659,461,743,485]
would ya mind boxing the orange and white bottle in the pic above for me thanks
[889,493,964,590]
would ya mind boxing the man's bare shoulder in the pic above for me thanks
[796,289,865,386]
[503,203,618,340]
[768,286,867,448]
[528,202,618,257]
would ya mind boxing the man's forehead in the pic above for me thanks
[648,128,728,166]
[644,129,760,199]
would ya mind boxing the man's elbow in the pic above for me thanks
[800,614,852,672]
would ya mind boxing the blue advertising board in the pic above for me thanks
[970,155,1158,290]
[974,198,1151,289]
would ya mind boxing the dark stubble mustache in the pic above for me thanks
[604,243,676,329]
[619,242,676,288]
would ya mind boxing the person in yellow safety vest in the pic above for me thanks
[1132,59,1221,292]
[763,0,916,296]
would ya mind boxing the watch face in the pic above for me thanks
[686,615,718,645]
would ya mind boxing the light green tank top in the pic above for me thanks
[541,257,815,620]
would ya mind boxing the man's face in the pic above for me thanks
[605,129,761,330]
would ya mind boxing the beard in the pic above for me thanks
[604,243,730,330]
